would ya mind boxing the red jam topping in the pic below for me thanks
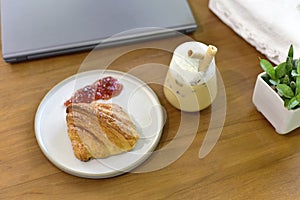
[64,76,123,106]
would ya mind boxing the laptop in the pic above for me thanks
[1,0,197,63]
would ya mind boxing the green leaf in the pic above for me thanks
[287,96,299,110]
[276,84,294,98]
[284,98,290,107]
[275,62,286,79]
[291,70,300,77]
[296,77,300,95]
[286,83,300,110]
[285,45,294,73]
[260,58,276,80]
[280,75,290,85]
[269,79,279,86]
[286,57,293,73]
[296,93,300,102]
[297,58,300,74]
[288,45,294,59]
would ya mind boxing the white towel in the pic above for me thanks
[209,0,300,65]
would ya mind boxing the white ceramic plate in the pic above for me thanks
[35,70,165,178]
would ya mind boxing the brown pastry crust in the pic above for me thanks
[66,102,139,161]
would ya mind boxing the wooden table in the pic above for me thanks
[2,0,300,199]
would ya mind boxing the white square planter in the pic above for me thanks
[252,72,300,134]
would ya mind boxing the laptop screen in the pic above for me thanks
[1,0,197,62]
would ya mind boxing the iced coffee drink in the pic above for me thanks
[164,42,217,112]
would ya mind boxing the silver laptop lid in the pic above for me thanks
[1,0,197,62]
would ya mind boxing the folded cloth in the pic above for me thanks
[209,0,300,65]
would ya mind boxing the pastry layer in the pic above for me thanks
[66,102,139,161]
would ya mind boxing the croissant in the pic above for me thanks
[66,102,139,161]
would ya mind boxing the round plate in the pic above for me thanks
[35,70,165,178]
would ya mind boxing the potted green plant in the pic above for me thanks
[252,45,300,134]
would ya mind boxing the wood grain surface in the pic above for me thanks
[1,0,300,199]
